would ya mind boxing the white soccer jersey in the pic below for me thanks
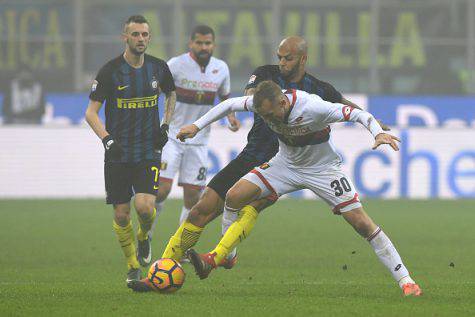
[194,89,383,168]
[168,53,231,145]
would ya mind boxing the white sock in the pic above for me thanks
[149,201,164,237]
[222,205,239,260]
[367,227,413,288]
[179,206,190,224]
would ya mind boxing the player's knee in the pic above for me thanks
[114,210,130,226]
[225,186,248,209]
[135,200,155,216]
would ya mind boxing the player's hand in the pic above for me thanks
[102,135,123,160]
[177,124,199,142]
[155,124,169,150]
[227,114,241,132]
[377,119,391,131]
[372,133,401,151]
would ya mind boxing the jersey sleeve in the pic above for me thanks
[89,63,112,103]
[310,95,383,137]
[194,96,253,130]
[244,66,269,90]
[167,57,179,76]
[320,81,343,103]
[218,63,231,99]
[159,60,176,94]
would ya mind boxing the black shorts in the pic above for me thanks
[104,160,161,205]
[207,153,261,200]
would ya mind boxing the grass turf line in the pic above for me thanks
[0,199,473,316]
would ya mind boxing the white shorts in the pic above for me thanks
[242,155,361,214]
[159,139,208,188]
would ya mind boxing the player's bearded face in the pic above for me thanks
[189,33,215,62]
[277,48,302,79]
[279,56,300,79]
[124,23,150,55]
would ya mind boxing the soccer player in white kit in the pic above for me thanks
[152,25,240,232]
[178,81,422,297]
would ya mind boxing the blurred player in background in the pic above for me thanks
[85,15,176,285]
[150,25,239,235]
[179,81,422,297]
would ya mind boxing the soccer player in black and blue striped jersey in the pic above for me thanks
[85,15,176,286]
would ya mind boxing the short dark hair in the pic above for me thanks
[125,15,149,26]
[191,25,215,40]
[253,81,283,109]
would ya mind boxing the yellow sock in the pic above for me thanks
[211,205,258,265]
[113,220,140,270]
[137,208,156,241]
[161,221,203,261]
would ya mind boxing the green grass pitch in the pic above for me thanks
[0,199,474,316]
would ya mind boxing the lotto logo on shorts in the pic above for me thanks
[259,162,270,170]
[342,106,354,121]
[161,162,168,170]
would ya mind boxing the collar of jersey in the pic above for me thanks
[283,89,297,124]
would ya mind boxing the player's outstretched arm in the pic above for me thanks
[177,96,250,142]
[372,133,401,151]
[177,124,200,142]
[341,97,390,131]
[226,113,241,132]
[318,100,399,151]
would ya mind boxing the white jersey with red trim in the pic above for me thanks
[194,89,383,168]
[168,53,231,145]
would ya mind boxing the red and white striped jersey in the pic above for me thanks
[168,53,230,145]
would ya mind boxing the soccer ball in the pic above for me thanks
[147,258,185,293]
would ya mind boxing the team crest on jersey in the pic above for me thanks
[151,77,158,90]
[91,80,98,92]
[259,162,270,170]
[248,75,256,84]
[212,69,219,74]
[342,106,354,121]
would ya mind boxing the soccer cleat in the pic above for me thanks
[127,278,153,292]
[185,249,217,280]
[402,283,422,297]
[219,254,238,269]
[137,237,152,267]
[126,267,142,285]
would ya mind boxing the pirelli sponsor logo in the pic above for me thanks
[117,95,158,109]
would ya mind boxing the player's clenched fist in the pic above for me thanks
[372,133,401,151]
[102,135,124,159]
[177,124,200,142]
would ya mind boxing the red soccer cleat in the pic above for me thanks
[127,278,153,292]
[402,283,423,297]
[185,249,217,280]
[219,254,238,270]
